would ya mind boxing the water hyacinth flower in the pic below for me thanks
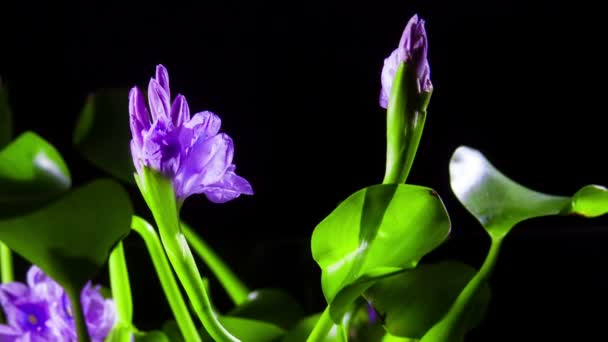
[380,14,432,108]
[129,65,253,203]
[0,266,116,342]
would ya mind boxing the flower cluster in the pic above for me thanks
[129,65,253,202]
[0,266,115,342]
[380,14,432,108]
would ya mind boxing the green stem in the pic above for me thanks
[182,222,250,305]
[306,307,334,342]
[109,241,133,324]
[0,242,13,283]
[131,216,202,342]
[136,169,239,341]
[420,237,503,342]
[67,288,91,342]
[382,62,431,185]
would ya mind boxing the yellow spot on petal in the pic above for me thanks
[28,314,38,325]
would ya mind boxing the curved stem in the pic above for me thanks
[0,242,13,283]
[420,237,503,342]
[131,216,202,342]
[136,169,239,342]
[181,222,249,305]
[306,307,334,342]
[109,241,133,324]
[67,288,91,342]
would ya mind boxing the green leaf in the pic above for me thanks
[0,81,12,148]
[162,321,185,342]
[0,179,133,291]
[0,131,71,218]
[281,314,342,342]
[228,288,305,330]
[450,146,608,239]
[311,184,451,322]
[73,89,135,184]
[133,331,170,342]
[198,316,285,342]
[364,261,490,339]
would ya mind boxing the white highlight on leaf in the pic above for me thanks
[34,152,70,187]
[449,146,487,203]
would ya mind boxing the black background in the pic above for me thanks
[2,0,608,340]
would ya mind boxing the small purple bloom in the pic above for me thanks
[129,65,253,202]
[0,266,116,342]
[380,14,432,108]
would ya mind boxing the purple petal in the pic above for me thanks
[129,87,150,149]
[81,284,116,340]
[170,95,190,127]
[155,64,171,98]
[142,120,181,176]
[379,49,400,109]
[148,79,171,123]
[176,133,234,198]
[0,324,20,341]
[203,165,253,203]
[182,111,222,146]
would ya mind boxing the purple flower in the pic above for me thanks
[129,65,253,202]
[380,14,432,108]
[0,266,116,342]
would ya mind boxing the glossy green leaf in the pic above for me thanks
[0,179,132,291]
[364,261,490,339]
[228,288,305,330]
[281,314,342,342]
[73,88,135,184]
[0,131,71,218]
[134,331,170,342]
[311,184,451,322]
[162,321,185,342]
[450,146,608,239]
[0,81,12,148]
[198,316,285,342]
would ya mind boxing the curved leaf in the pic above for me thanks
[73,88,135,184]
[198,316,285,342]
[281,314,342,342]
[0,131,71,218]
[0,179,133,291]
[228,288,305,330]
[450,146,608,238]
[0,81,12,148]
[311,184,451,322]
[364,261,490,339]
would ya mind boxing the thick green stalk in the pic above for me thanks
[0,242,13,283]
[136,169,239,342]
[67,288,91,342]
[382,62,431,185]
[182,222,249,305]
[306,307,334,342]
[109,241,133,324]
[420,237,503,342]
[131,216,202,342]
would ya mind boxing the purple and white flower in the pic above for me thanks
[129,65,253,203]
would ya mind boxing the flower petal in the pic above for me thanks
[129,87,150,149]
[203,165,253,203]
[170,95,190,127]
[176,133,234,198]
[379,49,400,109]
[155,64,171,98]
[148,79,171,123]
[0,324,20,341]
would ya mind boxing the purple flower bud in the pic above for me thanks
[129,65,253,202]
[380,14,432,108]
[0,266,116,342]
